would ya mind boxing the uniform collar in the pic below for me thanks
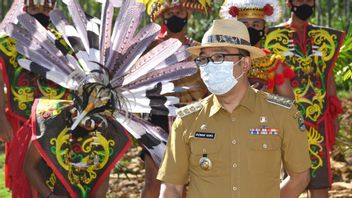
[209,87,257,117]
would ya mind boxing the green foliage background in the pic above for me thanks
[0,152,11,198]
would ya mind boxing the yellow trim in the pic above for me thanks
[238,8,265,20]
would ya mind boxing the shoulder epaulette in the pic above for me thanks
[264,92,294,109]
[176,101,203,118]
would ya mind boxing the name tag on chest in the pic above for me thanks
[195,132,216,139]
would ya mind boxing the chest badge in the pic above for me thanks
[249,126,278,135]
[260,116,267,123]
[199,149,212,171]
[200,124,207,131]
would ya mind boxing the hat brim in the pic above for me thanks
[187,43,265,59]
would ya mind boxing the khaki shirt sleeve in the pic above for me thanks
[282,106,311,173]
[157,117,190,185]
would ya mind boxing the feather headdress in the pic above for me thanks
[24,0,57,13]
[4,0,197,166]
[0,0,25,31]
[0,0,56,32]
[220,0,282,22]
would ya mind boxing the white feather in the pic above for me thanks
[122,39,182,86]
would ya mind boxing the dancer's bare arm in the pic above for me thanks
[0,74,13,142]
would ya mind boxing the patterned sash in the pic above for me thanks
[31,99,131,197]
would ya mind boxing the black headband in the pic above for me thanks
[204,35,251,46]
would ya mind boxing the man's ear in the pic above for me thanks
[286,0,292,9]
[242,57,251,72]
[264,25,269,34]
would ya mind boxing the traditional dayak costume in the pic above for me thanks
[264,3,344,188]
[141,0,211,135]
[144,0,212,102]
[4,0,197,196]
[143,0,212,99]
[0,1,73,196]
[220,0,295,93]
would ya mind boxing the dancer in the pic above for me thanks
[264,0,344,197]
[5,0,197,197]
[0,1,72,196]
[141,0,211,197]
[220,0,294,98]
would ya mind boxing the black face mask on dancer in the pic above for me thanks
[31,13,51,28]
[291,4,315,21]
[164,15,187,33]
[247,27,265,46]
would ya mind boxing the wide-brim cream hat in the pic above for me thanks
[187,19,265,59]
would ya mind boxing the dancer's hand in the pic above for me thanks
[0,115,13,142]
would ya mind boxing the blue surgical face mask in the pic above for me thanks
[199,59,244,95]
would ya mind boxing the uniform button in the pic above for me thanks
[231,117,236,122]
[232,139,237,144]
[263,143,268,149]
[232,163,238,168]
[233,186,237,191]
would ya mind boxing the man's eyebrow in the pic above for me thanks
[211,49,229,54]
[199,48,235,56]
[254,20,264,24]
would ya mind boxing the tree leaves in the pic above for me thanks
[335,25,352,88]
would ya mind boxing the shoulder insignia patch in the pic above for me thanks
[296,111,306,131]
[176,101,203,118]
[265,93,294,109]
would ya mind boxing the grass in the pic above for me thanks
[0,152,11,198]
[337,90,352,98]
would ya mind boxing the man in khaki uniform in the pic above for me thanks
[157,19,311,198]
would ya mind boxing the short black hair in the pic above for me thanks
[239,49,250,57]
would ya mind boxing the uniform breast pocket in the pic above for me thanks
[189,138,223,177]
[247,137,281,175]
